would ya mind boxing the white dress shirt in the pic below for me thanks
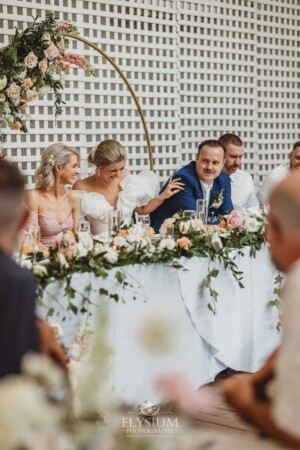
[272,260,300,439]
[229,169,259,212]
[257,162,290,208]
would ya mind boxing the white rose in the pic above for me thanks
[57,252,69,268]
[126,233,141,244]
[6,82,21,99]
[20,259,32,270]
[38,85,51,96]
[244,217,260,233]
[103,247,118,264]
[93,242,106,256]
[77,232,93,251]
[0,376,61,450]
[22,353,65,388]
[159,238,176,250]
[193,218,204,231]
[127,225,143,238]
[179,220,193,234]
[23,51,38,69]
[25,89,38,102]
[74,243,88,258]
[0,93,5,102]
[139,237,150,249]
[33,264,48,276]
[211,232,223,250]
[113,236,126,247]
[44,43,60,60]
[124,243,135,253]
[246,207,263,219]
[0,75,7,91]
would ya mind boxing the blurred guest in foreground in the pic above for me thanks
[0,159,67,377]
[150,140,233,233]
[224,172,300,447]
[25,143,80,247]
[219,133,258,212]
[73,139,182,235]
[257,141,300,209]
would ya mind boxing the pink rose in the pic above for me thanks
[177,236,191,250]
[38,59,48,73]
[227,209,244,229]
[6,82,21,98]
[44,43,60,60]
[23,51,38,68]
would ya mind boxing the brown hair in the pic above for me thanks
[88,139,126,167]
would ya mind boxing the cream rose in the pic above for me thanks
[25,89,38,102]
[6,82,21,99]
[103,247,118,264]
[23,51,38,69]
[244,217,260,233]
[159,238,176,250]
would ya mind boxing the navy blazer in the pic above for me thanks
[150,161,233,232]
[0,250,39,377]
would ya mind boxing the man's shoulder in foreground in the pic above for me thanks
[0,250,35,284]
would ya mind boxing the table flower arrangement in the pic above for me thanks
[0,13,95,142]
[21,208,267,315]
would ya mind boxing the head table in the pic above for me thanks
[37,245,279,405]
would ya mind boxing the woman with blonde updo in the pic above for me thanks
[25,143,80,247]
[73,139,183,235]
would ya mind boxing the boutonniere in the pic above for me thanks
[209,189,224,209]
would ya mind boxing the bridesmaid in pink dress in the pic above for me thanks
[25,143,80,248]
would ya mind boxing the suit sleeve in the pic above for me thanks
[163,174,198,214]
[0,270,39,377]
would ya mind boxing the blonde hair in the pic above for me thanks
[88,139,126,168]
[36,143,79,191]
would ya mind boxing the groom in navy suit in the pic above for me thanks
[150,140,233,232]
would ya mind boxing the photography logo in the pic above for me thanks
[122,403,179,438]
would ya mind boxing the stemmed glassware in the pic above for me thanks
[29,225,41,264]
[109,209,123,237]
[137,214,150,231]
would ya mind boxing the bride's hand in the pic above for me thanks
[160,176,185,200]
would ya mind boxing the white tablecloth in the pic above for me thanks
[38,245,280,405]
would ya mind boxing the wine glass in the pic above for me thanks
[109,209,122,237]
[78,220,91,233]
[137,214,150,230]
[183,210,196,220]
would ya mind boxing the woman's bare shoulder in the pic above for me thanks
[25,189,41,211]
[73,176,94,190]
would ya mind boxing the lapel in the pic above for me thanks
[209,179,220,208]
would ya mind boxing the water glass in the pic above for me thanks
[183,210,196,220]
[78,220,91,233]
[137,214,150,229]
[196,199,206,222]
[109,209,122,236]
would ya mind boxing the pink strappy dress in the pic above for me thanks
[25,192,73,248]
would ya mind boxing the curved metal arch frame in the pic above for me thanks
[62,33,154,170]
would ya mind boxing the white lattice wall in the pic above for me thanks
[0,0,299,187]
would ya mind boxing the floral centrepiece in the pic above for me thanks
[20,208,267,315]
[0,13,95,140]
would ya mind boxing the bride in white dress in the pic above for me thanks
[73,139,183,235]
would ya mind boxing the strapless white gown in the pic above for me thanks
[79,171,159,235]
